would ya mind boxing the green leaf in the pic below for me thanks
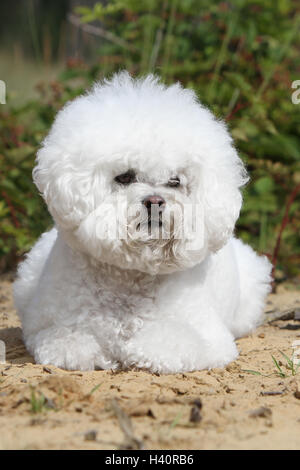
[271,355,286,378]
[253,177,275,195]
[242,369,262,376]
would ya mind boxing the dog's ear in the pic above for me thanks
[33,142,93,230]
[199,146,248,252]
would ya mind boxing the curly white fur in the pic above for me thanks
[13,72,272,373]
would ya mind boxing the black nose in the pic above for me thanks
[143,195,166,213]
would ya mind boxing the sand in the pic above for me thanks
[0,273,300,450]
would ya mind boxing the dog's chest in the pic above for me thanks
[90,263,159,320]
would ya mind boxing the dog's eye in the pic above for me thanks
[114,170,136,185]
[167,177,180,187]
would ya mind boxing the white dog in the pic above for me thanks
[13,72,272,373]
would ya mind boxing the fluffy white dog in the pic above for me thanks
[13,72,272,373]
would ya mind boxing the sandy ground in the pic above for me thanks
[0,273,300,450]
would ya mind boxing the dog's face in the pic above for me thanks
[76,161,207,274]
[34,73,248,274]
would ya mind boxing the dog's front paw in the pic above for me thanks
[32,330,111,371]
[121,320,239,373]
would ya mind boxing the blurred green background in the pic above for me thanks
[0,0,300,283]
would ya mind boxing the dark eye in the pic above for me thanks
[114,170,136,185]
[167,176,180,187]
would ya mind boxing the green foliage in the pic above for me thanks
[30,387,47,414]
[1,0,300,277]
[0,100,51,270]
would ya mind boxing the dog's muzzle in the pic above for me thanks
[142,195,166,226]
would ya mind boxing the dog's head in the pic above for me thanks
[33,72,248,274]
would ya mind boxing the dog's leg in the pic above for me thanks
[121,314,238,373]
[26,326,118,371]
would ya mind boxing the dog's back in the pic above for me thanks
[13,228,57,320]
